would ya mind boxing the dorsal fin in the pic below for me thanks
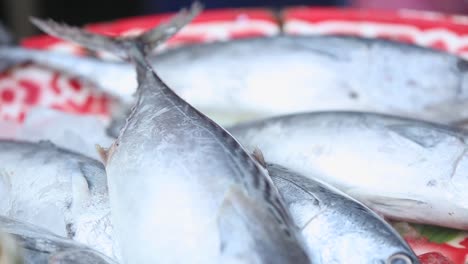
[251,147,266,168]
[95,144,109,165]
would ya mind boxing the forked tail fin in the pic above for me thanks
[30,2,202,60]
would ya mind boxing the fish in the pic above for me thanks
[3,30,468,128]
[0,140,114,259]
[228,111,468,230]
[0,215,117,264]
[31,3,311,264]
[266,162,419,264]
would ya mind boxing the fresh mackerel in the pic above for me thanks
[267,163,419,264]
[31,5,310,264]
[229,112,468,230]
[3,34,468,126]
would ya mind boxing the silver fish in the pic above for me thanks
[0,215,117,264]
[229,112,468,230]
[2,34,468,127]
[0,140,114,258]
[267,163,419,264]
[31,4,311,264]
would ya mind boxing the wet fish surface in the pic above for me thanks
[0,215,116,264]
[3,35,468,126]
[31,4,311,264]
[0,140,113,258]
[229,112,468,230]
[267,163,419,264]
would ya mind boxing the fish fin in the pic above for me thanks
[30,17,127,58]
[387,124,456,148]
[95,144,109,165]
[218,185,281,263]
[217,185,309,263]
[30,2,202,59]
[134,1,202,54]
[251,147,266,168]
[217,186,256,260]
[347,189,429,219]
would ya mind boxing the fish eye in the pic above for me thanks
[386,253,413,264]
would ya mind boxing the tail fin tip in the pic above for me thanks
[29,2,203,58]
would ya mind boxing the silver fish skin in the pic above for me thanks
[0,216,117,264]
[0,140,114,258]
[31,5,311,264]
[267,163,419,264]
[229,111,468,230]
[3,35,468,125]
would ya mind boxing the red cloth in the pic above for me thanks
[353,0,468,14]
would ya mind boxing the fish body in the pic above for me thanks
[0,216,116,264]
[2,35,468,125]
[152,36,468,125]
[31,7,310,264]
[268,163,419,264]
[229,112,468,230]
[0,140,113,258]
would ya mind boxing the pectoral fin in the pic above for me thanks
[347,188,429,219]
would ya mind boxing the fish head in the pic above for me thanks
[217,185,310,264]
[267,163,420,264]
[325,213,420,264]
[338,236,419,264]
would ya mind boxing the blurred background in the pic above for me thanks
[1,0,468,38]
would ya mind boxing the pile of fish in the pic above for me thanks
[3,2,468,263]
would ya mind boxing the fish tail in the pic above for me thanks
[30,2,202,60]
